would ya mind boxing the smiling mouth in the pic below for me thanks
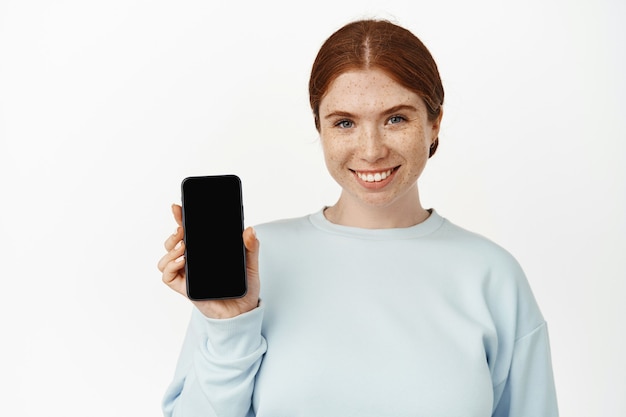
[353,167,398,183]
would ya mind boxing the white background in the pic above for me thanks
[1,0,624,415]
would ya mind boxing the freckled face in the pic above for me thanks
[318,69,441,210]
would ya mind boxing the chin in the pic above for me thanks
[356,192,400,208]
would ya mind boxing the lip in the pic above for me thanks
[351,166,399,189]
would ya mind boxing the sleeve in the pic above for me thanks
[162,304,267,417]
[492,322,559,417]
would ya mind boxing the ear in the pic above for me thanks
[428,138,439,158]
[430,107,443,141]
[428,108,443,158]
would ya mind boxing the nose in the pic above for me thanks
[360,125,388,162]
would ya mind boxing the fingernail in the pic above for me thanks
[175,255,185,263]
[174,241,182,250]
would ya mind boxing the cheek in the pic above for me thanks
[399,131,429,157]
[320,140,339,172]
[320,135,348,163]
[399,135,430,173]
[414,141,430,159]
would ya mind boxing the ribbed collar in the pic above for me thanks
[307,208,445,240]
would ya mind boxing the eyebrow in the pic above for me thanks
[323,104,419,120]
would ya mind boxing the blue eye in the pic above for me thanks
[336,119,354,129]
[388,115,406,124]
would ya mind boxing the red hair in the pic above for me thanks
[309,19,444,155]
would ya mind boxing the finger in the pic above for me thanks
[158,239,185,272]
[164,226,184,251]
[162,257,187,296]
[161,255,185,283]
[172,204,183,227]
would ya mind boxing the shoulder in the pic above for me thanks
[435,216,543,317]
[252,213,322,252]
[432,216,523,273]
[254,214,314,236]
[437,216,545,333]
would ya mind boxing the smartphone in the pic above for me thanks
[181,175,247,300]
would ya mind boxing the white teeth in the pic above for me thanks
[357,169,393,183]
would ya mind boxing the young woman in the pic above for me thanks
[158,19,559,417]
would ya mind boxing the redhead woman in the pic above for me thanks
[158,19,559,417]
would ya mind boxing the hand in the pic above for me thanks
[157,204,261,319]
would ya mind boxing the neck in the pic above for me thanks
[324,188,430,229]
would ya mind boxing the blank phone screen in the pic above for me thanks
[181,175,247,300]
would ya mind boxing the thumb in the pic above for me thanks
[243,227,260,268]
[243,227,259,252]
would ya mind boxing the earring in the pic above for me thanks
[429,138,439,158]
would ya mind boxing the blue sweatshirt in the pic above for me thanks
[163,209,559,416]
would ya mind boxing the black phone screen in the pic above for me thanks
[181,175,247,300]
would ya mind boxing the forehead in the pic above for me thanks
[320,69,422,114]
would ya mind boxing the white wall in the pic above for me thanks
[1,0,624,415]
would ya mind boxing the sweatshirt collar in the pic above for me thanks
[308,208,445,240]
